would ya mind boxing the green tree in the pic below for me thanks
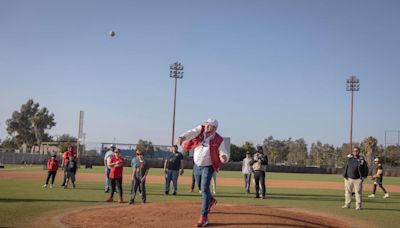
[286,138,308,166]
[6,99,56,148]
[230,144,246,162]
[362,136,378,164]
[263,136,289,164]
[136,139,155,157]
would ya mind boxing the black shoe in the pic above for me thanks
[142,199,146,203]
[129,199,134,205]
[254,195,260,198]
[172,192,177,196]
[165,191,169,195]
[105,190,110,193]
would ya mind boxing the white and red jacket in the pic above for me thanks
[181,125,229,171]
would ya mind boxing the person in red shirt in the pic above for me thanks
[61,146,76,186]
[42,154,59,188]
[106,148,125,203]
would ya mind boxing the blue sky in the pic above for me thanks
[1,0,399,149]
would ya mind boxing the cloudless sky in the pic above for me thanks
[1,0,399,149]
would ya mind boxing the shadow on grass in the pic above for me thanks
[212,211,340,228]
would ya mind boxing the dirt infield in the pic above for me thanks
[1,170,399,192]
[60,202,363,228]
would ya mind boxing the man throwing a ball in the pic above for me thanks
[177,118,229,227]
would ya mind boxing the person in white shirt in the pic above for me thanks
[104,144,115,193]
[242,151,252,193]
[177,118,229,227]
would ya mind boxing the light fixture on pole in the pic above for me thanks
[346,75,360,154]
[170,62,184,146]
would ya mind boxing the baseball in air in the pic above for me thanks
[109,31,116,37]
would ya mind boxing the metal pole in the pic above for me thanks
[172,77,178,146]
[350,90,354,153]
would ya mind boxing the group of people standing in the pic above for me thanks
[241,146,269,199]
[103,145,149,204]
[42,145,77,189]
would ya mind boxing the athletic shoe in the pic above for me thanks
[368,194,375,198]
[105,189,110,193]
[254,194,260,199]
[355,207,361,210]
[73,184,76,189]
[165,191,169,195]
[341,205,350,209]
[383,193,390,198]
[195,215,208,227]
[212,190,216,194]
[129,199,134,205]
[106,197,113,202]
[118,197,123,203]
[42,184,48,188]
[207,198,217,213]
[49,184,53,189]
[261,195,266,199]
[172,192,177,196]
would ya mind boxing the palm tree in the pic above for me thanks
[363,136,378,164]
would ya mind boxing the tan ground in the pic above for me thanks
[1,170,399,192]
[59,202,367,228]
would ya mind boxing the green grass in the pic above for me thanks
[1,164,399,227]
[5,164,400,185]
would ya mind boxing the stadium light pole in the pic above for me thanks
[170,62,184,146]
[346,75,360,154]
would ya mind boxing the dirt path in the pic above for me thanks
[59,202,370,228]
[1,170,399,192]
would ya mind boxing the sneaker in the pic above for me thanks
[212,190,216,194]
[195,215,208,227]
[261,195,266,199]
[73,184,76,189]
[383,193,390,199]
[118,197,123,203]
[106,197,113,202]
[105,189,110,193]
[142,199,146,204]
[49,184,53,189]
[341,205,350,209]
[355,207,361,210]
[172,192,177,196]
[254,194,260,199]
[129,199,134,205]
[42,184,48,188]
[368,194,375,198]
[207,198,217,213]
[165,191,169,195]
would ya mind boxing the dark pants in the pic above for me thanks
[110,178,123,198]
[66,171,76,186]
[373,180,388,194]
[61,169,67,186]
[131,178,146,202]
[45,171,57,185]
[191,169,201,191]
[254,170,266,197]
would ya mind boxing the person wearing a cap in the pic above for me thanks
[250,145,268,199]
[368,158,390,199]
[342,146,369,210]
[61,146,76,187]
[104,144,115,193]
[242,151,253,194]
[177,118,230,227]
[42,154,59,188]
[106,148,125,203]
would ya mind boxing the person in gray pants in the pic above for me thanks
[129,149,149,204]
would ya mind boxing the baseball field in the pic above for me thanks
[0,165,399,227]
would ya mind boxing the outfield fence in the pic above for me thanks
[1,151,399,176]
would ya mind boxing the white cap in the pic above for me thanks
[204,118,218,129]
[110,144,116,148]
[374,158,379,162]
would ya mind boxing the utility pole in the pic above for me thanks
[346,76,360,153]
[169,62,184,146]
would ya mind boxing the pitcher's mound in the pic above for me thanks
[60,201,349,228]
